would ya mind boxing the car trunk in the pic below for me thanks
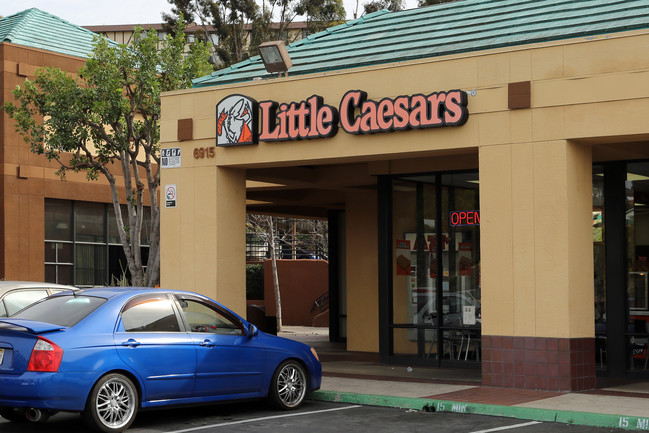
[0,320,64,375]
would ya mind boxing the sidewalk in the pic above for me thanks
[279,327,649,431]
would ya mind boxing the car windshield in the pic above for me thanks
[11,295,106,327]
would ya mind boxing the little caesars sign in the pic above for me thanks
[216,89,469,147]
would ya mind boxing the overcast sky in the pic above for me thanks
[2,0,418,26]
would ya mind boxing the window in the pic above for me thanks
[593,162,649,375]
[13,295,105,327]
[45,200,74,285]
[122,295,181,332]
[387,171,480,364]
[1,290,48,317]
[45,199,150,286]
[177,297,243,335]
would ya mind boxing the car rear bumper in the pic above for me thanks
[0,371,97,411]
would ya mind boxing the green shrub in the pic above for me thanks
[246,264,264,300]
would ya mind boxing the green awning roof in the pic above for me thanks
[194,0,649,88]
[0,8,101,58]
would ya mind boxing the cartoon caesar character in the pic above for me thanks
[218,98,252,144]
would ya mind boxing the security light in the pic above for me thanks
[258,40,293,74]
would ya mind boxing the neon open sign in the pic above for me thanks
[450,210,480,227]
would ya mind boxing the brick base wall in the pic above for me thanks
[481,336,596,391]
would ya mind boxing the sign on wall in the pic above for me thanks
[161,148,182,168]
[216,88,469,147]
[165,184,177,208]
[217,95,258,146]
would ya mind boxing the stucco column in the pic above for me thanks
[161,165,247,317]
[346,190,379,353]
[479,140,595,391]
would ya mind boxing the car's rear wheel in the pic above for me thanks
[0,407,27,422]
[269,360,307,410]
[82,373,138,433]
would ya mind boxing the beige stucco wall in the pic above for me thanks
[161,29,649,349]
[480,140,594,339]
[345,191,379,352]
[160,164,246,315]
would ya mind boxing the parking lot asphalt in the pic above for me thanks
[0,400,626,433]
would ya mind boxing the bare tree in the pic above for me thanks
[247,214,283,332]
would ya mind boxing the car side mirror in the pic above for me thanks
[247,323,259,338]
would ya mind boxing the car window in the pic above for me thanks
[177,298,243,335]
[3,290,49,317]
[12,295,105,326]
[121,295,181,333]
[49,289,68,294]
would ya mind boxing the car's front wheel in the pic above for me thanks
[269,360,307,410]
[82,373,138,433]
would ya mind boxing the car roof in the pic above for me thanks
[71,287,204,300]
[0,281,76,295]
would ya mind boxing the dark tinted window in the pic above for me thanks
[12,295,105,326]
[122,295,181,332]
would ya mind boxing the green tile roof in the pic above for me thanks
[194,0,649,88]
[0,8,100,58]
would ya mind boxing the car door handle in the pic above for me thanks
[121,339,141,348]
[200,339,215,348]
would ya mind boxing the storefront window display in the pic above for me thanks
[594,162,649,375]
[593,165,606,368]
[625,162,649,371]
[390,172,480,365]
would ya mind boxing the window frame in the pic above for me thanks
[173,294,245,336]
[45,199,151,287]
[1,289,50,317]
[120,293,184,333]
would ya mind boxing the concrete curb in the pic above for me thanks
[309,390,649,431]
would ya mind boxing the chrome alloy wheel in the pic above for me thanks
[276,363,306,408]
[94,376,136,430]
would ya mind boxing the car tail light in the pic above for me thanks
[27,337,63,372]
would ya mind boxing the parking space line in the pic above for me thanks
[469,421,542,433]
[165,405,363,433]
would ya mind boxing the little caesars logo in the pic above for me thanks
[217,95,258,146]
[216,89,468,147]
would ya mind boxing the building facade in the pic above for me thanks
[160,0,649,391]
[1,9,148,286]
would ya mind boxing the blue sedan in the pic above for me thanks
[0,288,321,432]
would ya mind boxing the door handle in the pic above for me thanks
[121,339,141,348]
[200,339,215,348]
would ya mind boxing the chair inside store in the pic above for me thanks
[629,320,649,370]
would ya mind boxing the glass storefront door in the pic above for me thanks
[624,162,649,372]
[389,172,480,365]
[593,162,649,376]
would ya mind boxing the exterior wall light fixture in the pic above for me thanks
[258,40,293,76]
